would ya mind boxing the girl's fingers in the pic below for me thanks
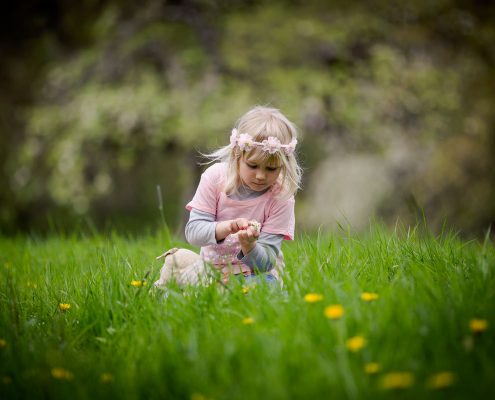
[249,226,259,237]
[237,218,249,230]
[238,229,257,243]
[245,226,259,239]
[234,223,258,246]
[230,219,244,234]
[231,219,246,232]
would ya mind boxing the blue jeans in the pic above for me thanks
[240,272,278,287]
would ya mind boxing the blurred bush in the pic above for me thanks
[1,0,494,237]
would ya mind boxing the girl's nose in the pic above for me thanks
[256,169,266,180]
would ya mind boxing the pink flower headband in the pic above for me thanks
[229,129,297,156]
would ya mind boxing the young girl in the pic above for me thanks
[155,106,302,287]
[185,107,301,281]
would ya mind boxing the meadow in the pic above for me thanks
[0,225,494,399]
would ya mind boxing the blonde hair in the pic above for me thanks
[204,106,302,198]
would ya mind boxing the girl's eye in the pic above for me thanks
[247,164,257,169]
[267,166,279,172]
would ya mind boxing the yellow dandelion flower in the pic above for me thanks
[2,376,12,385]
[191,394,207,400]
[345,336,366,352]
[58,303,71,312]
[361,292,379,301]
[381,372,414,390]
[27,281,38,289]
[51,368,74,380]
[364,362,381,374]
[469,319,488,333]
[304,293,323,303]
[242,317,255,325]
[324,305,344,320]
[100,373,114,383]
[426,371,456,389]
[0,339,7,349]
[130,280,146,287]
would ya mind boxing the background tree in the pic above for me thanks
[1,0,494,237]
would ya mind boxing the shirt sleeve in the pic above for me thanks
[261,196,295,240]
[237,232,284,272]
[185,164,222,215]
[185,209,218,246]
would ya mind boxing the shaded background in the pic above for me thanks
[1,0,494,238]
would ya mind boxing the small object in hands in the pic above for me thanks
[154,248,211,287]
[248,220,261,233]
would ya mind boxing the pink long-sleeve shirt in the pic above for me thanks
[186,162,295,279]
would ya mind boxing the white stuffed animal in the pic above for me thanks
[154,220,261,288]
[154,248,211,287]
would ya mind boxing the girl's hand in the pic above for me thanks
[229,218,250,234]
[237,226,260,243]
[238,225,260,255]
[215,218,249,241]
[215,218,261,246]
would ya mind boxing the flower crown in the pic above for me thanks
[229,129,297,156]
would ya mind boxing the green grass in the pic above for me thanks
[1,225,494,399]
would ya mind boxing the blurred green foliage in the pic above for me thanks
[1,0,494,236]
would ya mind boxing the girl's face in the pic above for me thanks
[239,153,282,192]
